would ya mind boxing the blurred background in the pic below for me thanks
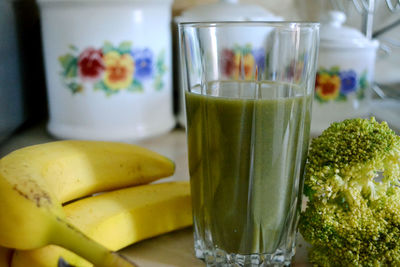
[1,0,399,144]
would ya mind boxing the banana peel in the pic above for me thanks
[12,246,91,267]
[11,182,192,267]
[6,140,175,203]
[0,140,176,267]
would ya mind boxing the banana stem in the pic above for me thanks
[51,218,137,267]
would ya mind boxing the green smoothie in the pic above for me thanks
[185,80,311,255]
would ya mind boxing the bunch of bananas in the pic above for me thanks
[0,140,192,267]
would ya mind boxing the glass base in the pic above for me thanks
[195,240,294,267]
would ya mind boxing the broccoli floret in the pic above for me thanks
[299,118,400,266]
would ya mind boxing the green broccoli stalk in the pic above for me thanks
[299,117,400,266]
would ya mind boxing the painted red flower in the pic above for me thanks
[221,49,235,76]
[78,48,105,81]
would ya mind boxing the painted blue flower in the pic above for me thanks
[131,48,153,80]
[252,48,265,71]
[339,70,357,95]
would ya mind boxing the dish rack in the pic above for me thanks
[330,0,400,39]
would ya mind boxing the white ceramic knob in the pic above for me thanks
[321,11,346,27]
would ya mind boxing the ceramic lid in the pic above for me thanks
[175,0,282,22]
[320,11,379,49]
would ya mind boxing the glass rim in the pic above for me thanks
[178,21,320,29]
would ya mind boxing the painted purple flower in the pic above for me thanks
[339,70,357,95]
[252,48,266,71]
[131,48,153,80]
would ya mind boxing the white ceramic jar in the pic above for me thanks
[174,0,282,127]
[311,11,379,135]
[37,0,175,141]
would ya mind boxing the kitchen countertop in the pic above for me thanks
[0,122,311,267]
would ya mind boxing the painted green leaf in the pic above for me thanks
[314,93,327,103]
[128,79,143,92]
[59,53,78,78]
[264,53,270,75]
[118,41,132,54]
[243,44,252,55]
[233,44,246,55]
[359,70,368,89]
[106,89,119,96]
[59,54,75,69]
[336,93,347,102]
[65,60,78,78]
[156,50,166,73]
[330,66,340,75]
[154,77,164,91]
[360,78,368,89]
[152,49,167,91]
[357,73,367,100]
[95,81,119,96]
[157,63,166,76]
[67,82,82,94]
[357,89,365,100]
[102,41,114,54]
[93,81,106,91]
[317,68,328,75]
[157,49,165,62]
[68,45,78,52]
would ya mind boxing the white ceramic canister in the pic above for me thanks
[311,11,379,135]
[37,0,175,141]
[174,0,282,127]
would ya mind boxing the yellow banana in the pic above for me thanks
[11,182,192,267]
[12,246,91,267]
[5,140,175,203]
[0,165,134,267]
[0,141,173,266]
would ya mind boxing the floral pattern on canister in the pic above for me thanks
[58,42,167,95]
[221,44,265,80]
[315,66,368,103]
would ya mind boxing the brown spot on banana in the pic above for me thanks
[12,180,52,208]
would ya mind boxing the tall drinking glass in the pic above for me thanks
[179,22,319,266]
